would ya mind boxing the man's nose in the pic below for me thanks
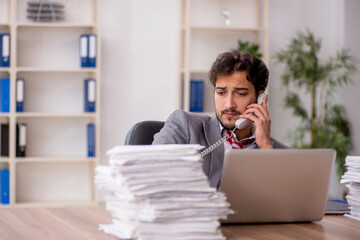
[225,94,237,109]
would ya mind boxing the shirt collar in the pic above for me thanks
[218,122,256,142]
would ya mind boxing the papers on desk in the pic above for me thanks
[341,156,360,221]
[95,144,232,240]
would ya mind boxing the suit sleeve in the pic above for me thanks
[152,110,190,144]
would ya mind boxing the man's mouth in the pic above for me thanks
[222,109,241,118]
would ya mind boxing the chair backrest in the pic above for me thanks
[124,120,165,145]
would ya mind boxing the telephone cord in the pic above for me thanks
[199,128,235,158]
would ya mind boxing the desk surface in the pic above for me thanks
[0,207,359,240]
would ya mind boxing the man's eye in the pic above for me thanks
[236,92,247,96]
[217,91,226,96]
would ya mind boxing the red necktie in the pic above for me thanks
[226,130,254,149]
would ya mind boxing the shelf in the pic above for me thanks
[0,113,10,117]
[16,22,96,28]
[181,68,209,74]
[15,112,97,118]
[3,0,100,207]
[179,0,268,113]
[0,158,10,163]
[0,67,10,73]
[14,200,97,208]
[15,157,96,163]
[16,67,97,73]
[184,26,266,32]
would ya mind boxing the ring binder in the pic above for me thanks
[0,33,10,67]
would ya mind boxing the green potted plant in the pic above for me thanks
[237,40,262,58]
[275,28,358,178]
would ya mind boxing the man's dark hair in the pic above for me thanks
[209,50,269,93]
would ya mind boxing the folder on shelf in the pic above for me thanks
[80,34,89,68]
[0,78,10,113]
[88,34,97,68]
[0,33,10,67]
[84,79,96,112]
[190,79,204,112]
[16,123,27,157]
[0,168,9,204]
[87,123,95,157]
[0,124,9,156]
[16,78,25,112]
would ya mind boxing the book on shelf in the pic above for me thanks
[79,34,97,68]
[0,168,9,204]
[0,124,9,156]
[190,79,204,112]
[0,33,10,67]
[0,78,10,113]
[16,123,27,157]
[87,123,95,157]
[84,79,96,112]
[16,78,25,112]
[88,34,97,68]
[80,34,89,68]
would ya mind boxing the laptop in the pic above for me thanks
[219,149,335,224]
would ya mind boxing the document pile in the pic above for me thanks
[95,144,231,240]
[341,156,360,221]
[27,1,65,22]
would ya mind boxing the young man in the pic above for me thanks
[152,51,288,188]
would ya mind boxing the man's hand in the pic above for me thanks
[239,96,273,149]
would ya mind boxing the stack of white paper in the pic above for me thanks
[341,156,360,221]
[95,144,232,240]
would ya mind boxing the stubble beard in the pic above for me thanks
[216,109,241,130]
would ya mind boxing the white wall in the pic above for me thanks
[343,0,360,155]
[268,0,359,199]
[100,0,180,160]
[99,0,360,199]
[269,0,345,143]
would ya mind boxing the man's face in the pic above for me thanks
[214,71,257,130]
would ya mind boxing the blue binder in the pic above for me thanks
[16,78,25,112]
[88,34,97,68]
[190,79,204,112]
[16,123,27,157]
[0,169,9,204]
[0,33,10,67]
[0,124,9,156]
[87,123,95,157]
[80,34,89,67]
[84,79,96,112]
[0,78,10,112]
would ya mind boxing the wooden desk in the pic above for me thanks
[0,207,359,240]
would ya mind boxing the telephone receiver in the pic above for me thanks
[199,92,268,157]
[235,92,268,129]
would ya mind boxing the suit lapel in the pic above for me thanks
[203,117,224,188]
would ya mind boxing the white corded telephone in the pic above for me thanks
[199,92,268,157]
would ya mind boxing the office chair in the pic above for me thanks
[124,120,165,145]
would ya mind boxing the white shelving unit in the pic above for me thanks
[179,0,269,115]
[0,0,100,207]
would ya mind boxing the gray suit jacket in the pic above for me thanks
[152,110,289,188]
